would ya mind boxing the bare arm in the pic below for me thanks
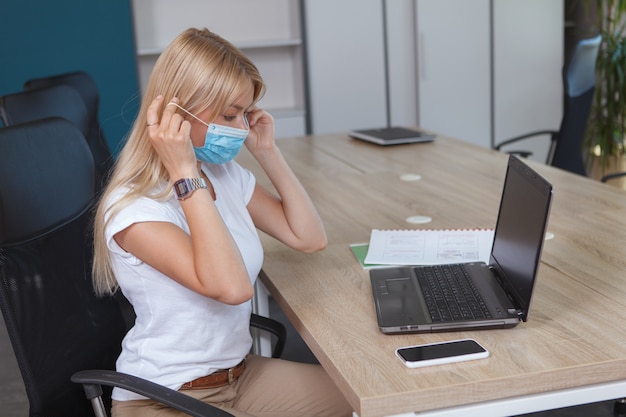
[244,108,327,252]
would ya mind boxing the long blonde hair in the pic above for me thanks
[92,28,266,296]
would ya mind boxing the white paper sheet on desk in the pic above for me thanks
[364,229,494,266]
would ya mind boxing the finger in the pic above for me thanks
[246,108,264,127]
[146,95,164,128]
[165,114,187,140]
[159,97,181,131]
[180,120,192,143]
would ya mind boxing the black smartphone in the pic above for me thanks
[395,339,489,368]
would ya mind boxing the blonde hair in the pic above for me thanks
[92,28,265,296]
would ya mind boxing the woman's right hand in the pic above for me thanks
[146,96,199,180]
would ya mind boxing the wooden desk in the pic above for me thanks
[237,133,626,417]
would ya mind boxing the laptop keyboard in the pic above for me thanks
[417,264,492,322]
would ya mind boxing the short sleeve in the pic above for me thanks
[104,190,185,260]
[240,166,256,205]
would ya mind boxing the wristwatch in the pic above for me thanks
[173,178,207,200]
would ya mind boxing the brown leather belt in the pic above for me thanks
[180,359,246,390]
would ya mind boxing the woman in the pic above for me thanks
[92,28,351,417]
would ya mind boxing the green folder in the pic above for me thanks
[349,243,387,270]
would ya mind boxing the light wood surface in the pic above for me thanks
[236,133,626,417]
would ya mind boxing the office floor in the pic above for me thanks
[0,297,620,416]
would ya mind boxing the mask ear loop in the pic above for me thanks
[168,102,250,131]
[167,102,210,127]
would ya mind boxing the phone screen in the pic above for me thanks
[396,339,487,363]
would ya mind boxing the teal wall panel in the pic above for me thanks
[0,0,140,155]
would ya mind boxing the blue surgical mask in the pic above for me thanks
[170,103,249,164]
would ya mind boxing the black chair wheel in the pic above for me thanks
[614,399,626,416]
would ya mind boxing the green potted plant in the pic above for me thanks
[584,0,626,179]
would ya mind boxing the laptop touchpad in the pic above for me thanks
[385,277,412,292]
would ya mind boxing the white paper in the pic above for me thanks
[364,229,494,266]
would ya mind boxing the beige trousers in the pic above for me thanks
[112,355,353,417]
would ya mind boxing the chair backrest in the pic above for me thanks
[0,118,127,417]
[24,72,114,190]
[550,34,602,176]
[0,84,90,135]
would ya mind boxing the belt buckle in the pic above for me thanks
[228,367,234,384]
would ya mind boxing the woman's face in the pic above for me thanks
[188,84,254,148]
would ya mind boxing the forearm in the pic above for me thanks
[251,145,327,251]
[180,189,254,304]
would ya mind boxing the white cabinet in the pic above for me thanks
[303,0,388,135]
[492,0,564,159]
[131,0,306,138]
[415,0,564,157]
[304,0,564,163]
[415,0,492,148]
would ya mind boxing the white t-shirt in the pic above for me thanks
[105,161,263,401]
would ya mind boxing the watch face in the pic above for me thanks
[174,179,190,198]
[174,178,206,200]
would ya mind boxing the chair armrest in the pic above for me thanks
[72,370,234,417]
[72,316,285,416]
[250,313,286,358]
[494,130,557,150]
[601,172,626,183]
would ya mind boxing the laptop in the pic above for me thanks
[349,127,436,146]
[370,155,553,333]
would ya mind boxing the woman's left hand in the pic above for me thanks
[244,107,276,154]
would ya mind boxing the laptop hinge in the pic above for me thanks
[489,265,524,316]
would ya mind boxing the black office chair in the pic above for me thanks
[0,83,99,190]
[0,117,285,417]
[24,71,114,189]
[495,34,602,176]
[0,83,90,134]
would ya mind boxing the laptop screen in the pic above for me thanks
[489,155,553,321]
